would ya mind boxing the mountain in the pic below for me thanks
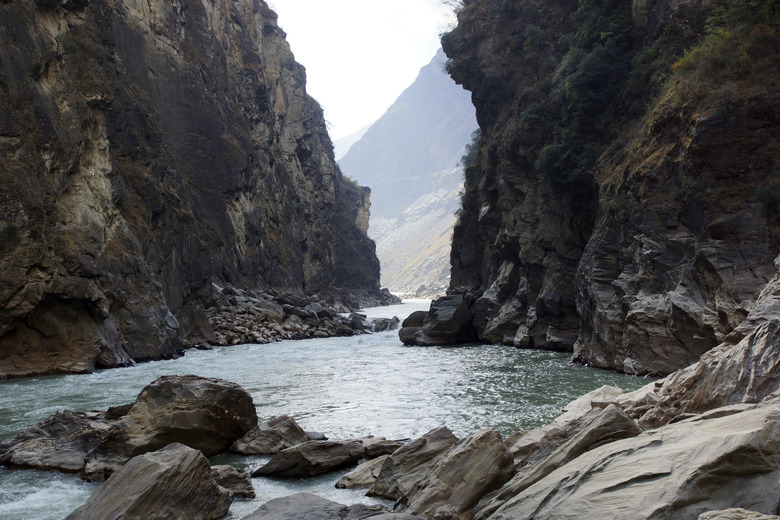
[339,49,478,297]
[333,125,370,161]
[0,0,385,378]
[402,0,779,377]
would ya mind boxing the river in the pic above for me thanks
[0,300,650,519]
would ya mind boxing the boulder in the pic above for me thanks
[399,310,428,345]
[368,427,459,501]
[241,492,421,520]
[506,385,624,460]
[396,428,514,520]
[0,375,257,481]
[488,403,780,520]
[336,455,390,489]
[252,437,399,478]
[475,405,642,520]
[64,443,232,520]
[211,465,255,498]
[404,292,478,346]
[231,415,310,455]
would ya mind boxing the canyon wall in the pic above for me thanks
[404,0,779,376]
[0,0,382,377]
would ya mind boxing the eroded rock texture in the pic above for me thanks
[0,0,382,378]
[409,0,779,376]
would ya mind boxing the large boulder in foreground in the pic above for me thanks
[475,405,642,520]
[368,426,459,501]
[699,510,780,520]
[0,375,257,481]
[396,428,514,520]
[65,443,232,520]
[488,403,780,520]
[241,492,421,520]
[231,415,309,455]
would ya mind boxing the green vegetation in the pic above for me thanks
[459,129,481,169]
[57,31,81,54]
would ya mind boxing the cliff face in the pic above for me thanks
[0,0,381,378]
[407,0,779,375]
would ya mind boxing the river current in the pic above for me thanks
[0,300,650,519]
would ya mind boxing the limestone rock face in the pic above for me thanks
[409,0,779,376]
[622,257,780,428]
[0,0,381,378]
[64,443,232,520]
[487,404,780,520]
[396,428,514,520]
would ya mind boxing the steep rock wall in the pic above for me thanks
[0,0,380,378]
[411,0,779,375]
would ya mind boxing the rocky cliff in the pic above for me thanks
[0,0,384,378]
[404,0,779,376]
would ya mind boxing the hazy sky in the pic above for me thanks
[268,0,456,140]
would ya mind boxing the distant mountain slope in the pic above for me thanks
[339,49,478,297]
[333,125,370,161]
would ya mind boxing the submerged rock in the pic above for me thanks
[65,443,232,520]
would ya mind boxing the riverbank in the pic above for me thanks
[0,300,646,519]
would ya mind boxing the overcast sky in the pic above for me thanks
[268,0,456,140]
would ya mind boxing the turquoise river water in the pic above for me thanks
[0,300,650,519]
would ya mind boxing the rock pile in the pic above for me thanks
[204,286,400,347]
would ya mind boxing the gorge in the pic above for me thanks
[1,0,780,518]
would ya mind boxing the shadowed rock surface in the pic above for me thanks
[64,443,232,520]
[407,0,779,378]
[252,437,402,478]
[0,0,385,379]
[211,465,255,499]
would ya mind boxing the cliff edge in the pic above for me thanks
[0,0,384,378]
[403,0,779,376]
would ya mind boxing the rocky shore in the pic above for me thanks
[5,277,780,520]
[203,285,400,347]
